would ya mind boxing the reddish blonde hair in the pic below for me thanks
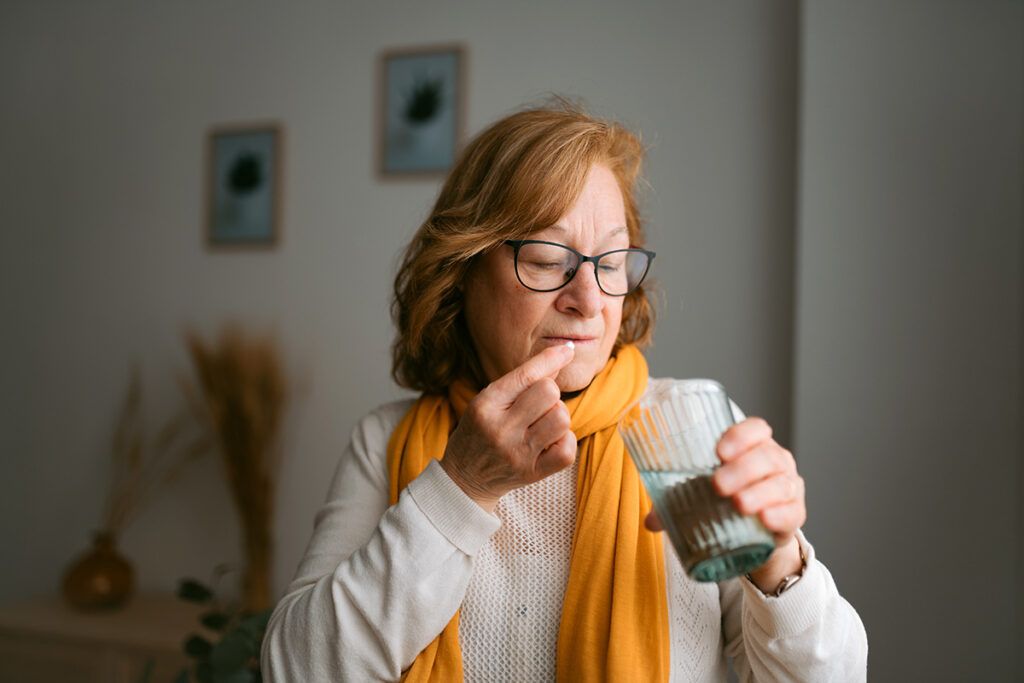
[391,102,655,393]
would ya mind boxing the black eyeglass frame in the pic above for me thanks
[503,239,656,296]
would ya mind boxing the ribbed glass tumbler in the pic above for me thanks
[619,379,775,582]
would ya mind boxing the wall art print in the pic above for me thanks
[206,123,283,247]
[378,45,465,177]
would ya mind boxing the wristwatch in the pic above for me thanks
[751,540,808,598]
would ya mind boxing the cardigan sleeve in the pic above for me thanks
[718,401,868,681]
[719,532,868,682]
[260,400,501,682]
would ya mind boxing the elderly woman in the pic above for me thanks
[261,105,867,681]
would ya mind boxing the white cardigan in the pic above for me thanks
[262,396,867,682]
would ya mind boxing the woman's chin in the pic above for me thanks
[555,364,598,393]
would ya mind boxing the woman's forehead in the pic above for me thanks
[532,222,629,247]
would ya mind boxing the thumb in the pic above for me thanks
[644,508,663,532]
[486,342,575,406]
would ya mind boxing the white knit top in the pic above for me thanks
[262,396,867,682]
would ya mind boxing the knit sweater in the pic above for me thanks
[261,395,868,682]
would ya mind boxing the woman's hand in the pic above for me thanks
[644,417,806,591]
[440,343,577,512]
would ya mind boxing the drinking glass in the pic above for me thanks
[619,379,775,582]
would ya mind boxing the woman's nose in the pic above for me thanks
[556,263,604,317]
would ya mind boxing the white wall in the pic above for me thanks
[795,2,1023,680]
[0,1,798,607]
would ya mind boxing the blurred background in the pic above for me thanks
[0,1,1020,681]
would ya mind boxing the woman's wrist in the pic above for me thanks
[746,535,804,595]
[439,458,501,513]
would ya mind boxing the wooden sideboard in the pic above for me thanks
[0,594,208,683]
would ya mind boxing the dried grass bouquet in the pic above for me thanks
[103,365,211,539]
[180,324,288,613]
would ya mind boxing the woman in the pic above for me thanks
[262,105,867,681]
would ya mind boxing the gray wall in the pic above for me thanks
[795,2,1023,680]
[1,1,1021,679]
[0,0,798,606]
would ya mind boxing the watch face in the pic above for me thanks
[772,545,808,597]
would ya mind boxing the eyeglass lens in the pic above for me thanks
[515,242,650,295]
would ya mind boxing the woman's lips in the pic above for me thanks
[541,336,597,345]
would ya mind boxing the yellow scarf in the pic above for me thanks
[387,344,669,682]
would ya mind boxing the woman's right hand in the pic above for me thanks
[440,343,577,512]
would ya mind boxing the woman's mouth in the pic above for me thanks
[541,336,597,345]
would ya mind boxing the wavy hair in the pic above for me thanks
[391,102,655,394]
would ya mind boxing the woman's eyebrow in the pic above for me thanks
[605,226,628,239]
[597,226,629,247]
[543,224,629,243]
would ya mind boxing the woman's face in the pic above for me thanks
[463,163,629,392]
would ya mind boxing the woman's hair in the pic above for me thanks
[391,101,656,393]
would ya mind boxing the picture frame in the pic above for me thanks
[205,122,283,248]
[378,44,465,178]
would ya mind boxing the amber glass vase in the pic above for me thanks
[61,531,134,610]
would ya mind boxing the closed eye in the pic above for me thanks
[524,260,564,270]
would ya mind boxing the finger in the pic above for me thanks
[732,473,804,516]
[717,417,773,462]
[644,508,663,532]
[534,429,577,479]
[759,500,807,535]
[713,442,796,496]
[507,377,562,430]
[485,343,575,406]
[525,401,571,452]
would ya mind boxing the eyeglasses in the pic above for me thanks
[504,239,655,296]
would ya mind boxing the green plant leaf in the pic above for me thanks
[210,630,253,673]
[200,611,230,632]
[243,609,272,631]
[235,612,271,643]
[184,634,213,659]
[178,579,214,603]
[250,609,273,629]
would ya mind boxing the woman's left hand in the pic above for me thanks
[644,417,806,590]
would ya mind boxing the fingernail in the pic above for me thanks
[718,442,735,458]
[564,340,575,351]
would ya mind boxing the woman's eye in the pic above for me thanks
[526,261,563,270]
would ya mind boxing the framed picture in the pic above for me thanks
[205,123,283,247]
[378,44,465,177]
